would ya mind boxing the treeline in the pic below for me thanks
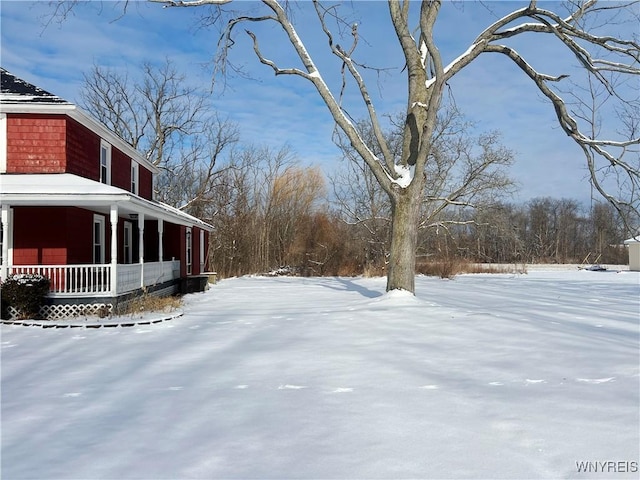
[76,62,636,279]
[421,198,628,266]
[196,150,628,279]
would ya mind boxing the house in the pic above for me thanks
[623,235,640,271]
[0,68,213,319]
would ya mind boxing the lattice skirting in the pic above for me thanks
[4,281,180,321]
[6,303,113,321]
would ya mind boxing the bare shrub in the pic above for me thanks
[417,259,527,278]
[125,294,182,316]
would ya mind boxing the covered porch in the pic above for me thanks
[1,174,212,317]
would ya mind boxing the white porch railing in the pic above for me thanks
[10,264,111,295]
[7,260,181,297]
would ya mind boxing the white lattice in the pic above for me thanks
[4,282,179,321]
[5,303,113,320]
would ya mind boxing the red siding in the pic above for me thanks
[66,208,94,264]
[139,166,153,200]
[144,220,160,262]
[7,113,156,199]
[11,207,103,266]
[5,114,66,173]
[111,148,131,191]
[163,222,182,264]
[13,207,69,265]
[66,117,100,180]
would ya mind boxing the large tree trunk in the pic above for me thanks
[386,187,422,293]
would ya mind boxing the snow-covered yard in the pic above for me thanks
[2,270,639,479]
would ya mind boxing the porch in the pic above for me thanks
[8,260,181,297]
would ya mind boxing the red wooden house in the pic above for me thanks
[0,68,213,319]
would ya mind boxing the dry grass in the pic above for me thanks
[362,264,386,278]
[124,293,183,316]
[416,259,527,279]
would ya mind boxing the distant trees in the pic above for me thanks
[453,198,628,265]
[51,0,639,293]
[207,146,356,278]
[208,189,629,278]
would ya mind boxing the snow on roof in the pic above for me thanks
[1,172,126,196]
[623,236,640,244]
[0,68,69,104]
[0,173,213,231]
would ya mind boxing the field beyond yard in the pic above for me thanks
[2,269,639,479]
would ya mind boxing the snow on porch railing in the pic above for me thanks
[9,265,111,295]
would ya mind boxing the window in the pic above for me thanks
[131,161,139,195]
[186,227,192,275]
[100,140,111,185]
[199,229,205,273]
[123,221,133,264]
[93,215,106,264]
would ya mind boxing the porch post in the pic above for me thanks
[1,204,10,280]
[138,212,145,289]
[110,205,118,295]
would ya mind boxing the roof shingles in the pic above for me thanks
[0,68,69,104]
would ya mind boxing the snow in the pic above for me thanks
[2,270,639,479]
[393,163,414,187]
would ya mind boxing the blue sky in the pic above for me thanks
[1,0,632,205]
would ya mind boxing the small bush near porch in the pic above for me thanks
[1,274,51,320]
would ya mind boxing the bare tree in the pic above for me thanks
[79,60,239,214]
[332,108,515,272]
[53,0,640,293]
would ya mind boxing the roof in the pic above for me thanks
[1,68,69,104]
[623,236,640,244]
[0,173,213,231]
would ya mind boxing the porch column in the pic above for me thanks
[110,205,118,295]
[1,204,10,280]
[138,212,145,289]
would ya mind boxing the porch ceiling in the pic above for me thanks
[0,173,213,230]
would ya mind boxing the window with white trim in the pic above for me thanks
[100,140,111,185]
[199,229,205,273]
[93,215,106,264]
[186,227,192,275]
[131,161,139,195]
[123,221,133,264]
